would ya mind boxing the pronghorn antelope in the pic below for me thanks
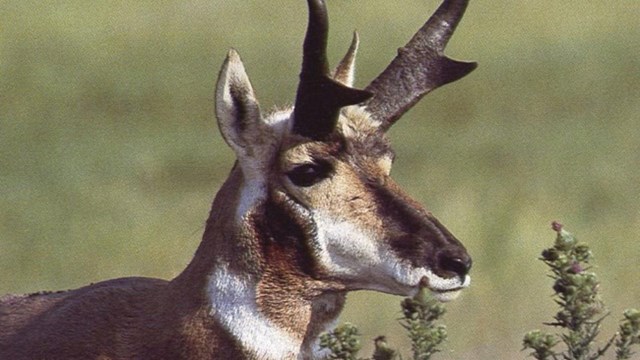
[0,0,476,359]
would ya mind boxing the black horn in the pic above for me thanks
[364,0,477,131]
[292,0,373,140]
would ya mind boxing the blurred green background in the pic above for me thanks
[1,1,639,358]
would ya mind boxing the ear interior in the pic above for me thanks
[215,50,279,182]
[215,49,263,153]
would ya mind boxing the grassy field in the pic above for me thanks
[1,1,639,358]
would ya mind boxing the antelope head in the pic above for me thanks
[213,0,475,305]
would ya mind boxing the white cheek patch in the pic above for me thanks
[313,212,381,276]
[313,212,469,297]
[207,265,301,360]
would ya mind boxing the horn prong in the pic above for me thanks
[292,0,372,140]
[333,32,359,86]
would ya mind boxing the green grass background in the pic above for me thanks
[1,1,639,358]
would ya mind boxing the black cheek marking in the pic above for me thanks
[251,196,320,278]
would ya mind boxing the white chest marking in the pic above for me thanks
[207,265,302,360]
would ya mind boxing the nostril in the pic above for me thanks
[438,253,472,280]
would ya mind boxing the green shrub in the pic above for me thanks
[320,275,449,360]
[399,278,448,360]
[522,222,640,360]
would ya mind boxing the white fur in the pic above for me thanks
[313,211,469,298]
[207,265,302,360]
[235,178,266,222]
[264,109,294,137]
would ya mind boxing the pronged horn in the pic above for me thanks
[292,0,373,139]
[333,32,360,86]
[364,0,477,131]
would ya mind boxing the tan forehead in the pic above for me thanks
[280,141,332,165]
[280,106,388,161]
[337,106,382,139]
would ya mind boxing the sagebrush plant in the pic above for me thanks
[319,322,363,360]
[522,222,640,360]
[399,278,448,359]
[319,278,448,360]
[322,222,640,360]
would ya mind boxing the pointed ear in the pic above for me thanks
[216,49,262,151]
[332,32,359,87]
[216,50,273,177]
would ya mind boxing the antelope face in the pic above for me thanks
[215,0,475,301]
[275,111,471,300]
[217,61,470,302]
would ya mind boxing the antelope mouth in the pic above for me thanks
[418,275,469,302]
[429,287,464,302]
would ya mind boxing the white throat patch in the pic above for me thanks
[207,265,302,360]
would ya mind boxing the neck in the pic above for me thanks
[173,166,346,359]
[207,264,346,359]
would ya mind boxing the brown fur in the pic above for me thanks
[0,277,243,359]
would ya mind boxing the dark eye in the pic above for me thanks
[286,160,332,187]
